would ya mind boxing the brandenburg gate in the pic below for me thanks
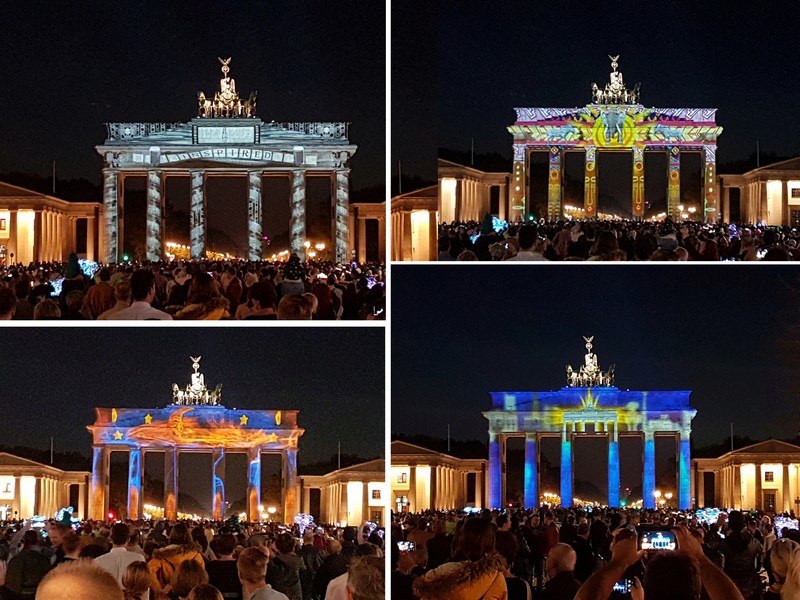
[96,58,357,263]
[484,338,696,510]
[87,357,304,522]
[508,56,722,221]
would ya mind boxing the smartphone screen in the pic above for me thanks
[638,528,677,551]
[396,540,415,552]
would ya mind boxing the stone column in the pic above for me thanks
[290,170,307,258]
[783,181,790,228]
[488,433,502,508]
[667,147,681,220]
[643,431,656,509]
[117,174,125,261]
[760,182,768,224]
[475,469,483,508]
[608,425,620,507]
[146,170,164,261]
[431,466,438,510]
[89,445,108,520]
[69,216,77,256]
[77,482,86,520]
[357,218,367,262]
[632,145,645,219]
[377,217,386,262]
[679,430,691,510]
[212,448,226,521]
[408,466,416,512]
[547,146,563,221]
[334,169,350,263]
[754,464,762,511]
[164,447,178,520]
[703,145,718,222]
[734,465,742,509]
[33,210,42,263]
[7,210,17,265]
[190,171,206,259]
[102,169,118,263]
[127,447,142,520]
[696,470,705,507]
[561,425,573,507]
[339,482,348,525]
[303,486,311,515]
[248,171,263,261]
[713,469,720,507]
[87,215,96,262]
[584,146,597,218]
[511,144,526,220]
[247,447,261,523]
[524,433,538,508]
[784,464,791,512]
[723,186,731,223]
[283,448,298,523]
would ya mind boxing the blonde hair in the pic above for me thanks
[770,538,800,599]
[347,556,384,600]
[37,560,123,600]
[237,547,269,584]
[122,561,150,600]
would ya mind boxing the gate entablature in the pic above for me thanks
[507,56,721,222]
[87,356,303,523]
[483,337,695,510]
[96,58,357,263]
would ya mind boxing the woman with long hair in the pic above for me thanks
[175,273,230,320]
[413,517,508,600]
[147,523,205,598]
[765,538,800,599]
[122,561,151,600]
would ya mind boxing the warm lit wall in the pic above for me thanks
[19,476,36,518]
[16,211,35,265]
[766,181,783,225]
[391,467,409,492]
[347,481,363,525]
[741,464,756,510]
[415,465,431,510]
[440,178,456,223]
[411,210,430,261]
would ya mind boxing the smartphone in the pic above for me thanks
[612,579,633,594]
[638,527,677,551]
[396,541,415,552]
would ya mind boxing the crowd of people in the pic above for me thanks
[0,518,385,600]
[0,255,386,321]
[392,506,800,599]
[438,217,800,262]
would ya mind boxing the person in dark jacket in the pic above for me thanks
[540,543,582,600]
[312,539,346,598]
[719,511,763,600]
[425,520,452,571]
[2,530,52,599]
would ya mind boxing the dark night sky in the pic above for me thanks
[2,1,385,191]
[1,327,384,464]
[393,0,800,181]
[392,265,800,448]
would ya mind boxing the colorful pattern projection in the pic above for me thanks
[510,106,722,150]
[87,406,302,450]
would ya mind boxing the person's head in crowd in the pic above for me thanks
[451,517,496,562]
[248,280,277,311]
[186,272,223,304]
[110,523,130,547]
[171,559,208,599]
[187,584,224,600]
[0,287,16,319]
[495,530,519,572]
[518,225,537,251]
[346,555,384,600]
[302,292,319,314]
[546,543,577,578]
[169,523,194,548]
[275,532,296,555]
[763,247,792,261]
[769,538,800,598]
[14,277,31,301]
[130,270,156,304]
[277,294,312,320]
[113,280,132,302]
[65,289,84,313]
[122,561,151,600]
[237,547,269,591]
[457,249,478,261]
[216,533,237,557]
[34,298,60,319]
[61,531,82,559]
[37,560,124,600]
[643,552,701,600]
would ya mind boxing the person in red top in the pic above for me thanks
[544,512,560,556]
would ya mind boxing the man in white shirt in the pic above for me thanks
[93,523,146,585]
[109,270,172,320]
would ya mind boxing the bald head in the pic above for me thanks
[546,543,577,577]
[37,560,123,600]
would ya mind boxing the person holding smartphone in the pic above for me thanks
[574,525,744,600]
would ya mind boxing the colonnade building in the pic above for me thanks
[390,441,487,513]
[484,338,696,510]
[300,458,386,526]
[0,453,90,520]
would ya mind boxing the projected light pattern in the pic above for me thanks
[127,447,142,520]
[485,338,695,510]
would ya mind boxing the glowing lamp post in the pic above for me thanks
[665,492,673,507]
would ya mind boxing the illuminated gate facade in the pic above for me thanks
[96,58,357,263]
[87,357,303,522]
[508,57,722,222]
[483,338,696,510]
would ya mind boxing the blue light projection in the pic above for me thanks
[524,437,537,508]
[679,438,691,509]
[608,439,619,507]
[560,438,573,506]
[489,438,502,508]
[127,447,142,519]
[643,436,656,508]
